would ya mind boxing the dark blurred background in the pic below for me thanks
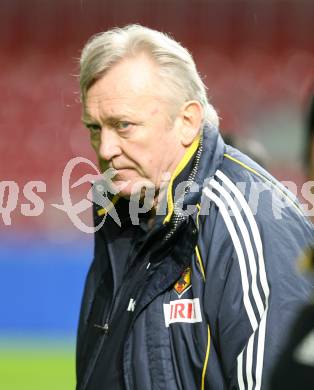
[0,0,313,388]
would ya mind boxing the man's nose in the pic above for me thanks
[98,127,121,161]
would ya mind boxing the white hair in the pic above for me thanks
[80,24,219,127]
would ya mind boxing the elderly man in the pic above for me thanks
[76,25,313,390]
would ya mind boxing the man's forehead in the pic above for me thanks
[84,89,171,123]
[84,93,156,118]
[83,55,172,121]
[83,104,132,122]
[86,54,162,101]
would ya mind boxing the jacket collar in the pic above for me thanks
[163,124,225,224]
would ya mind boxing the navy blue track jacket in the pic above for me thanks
[76,125,313,389]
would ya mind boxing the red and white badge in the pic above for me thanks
[163,298,202,327]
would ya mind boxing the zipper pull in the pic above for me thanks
[93,322,109,334]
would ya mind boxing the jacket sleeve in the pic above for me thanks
[200,180,312,389]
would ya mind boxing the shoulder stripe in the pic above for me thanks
[223,153,302,215]
[237,352,245,390]
[203,182,262,389]
[255,308,268,390]
[224,153,262,177]
[216,170,270,299]
[246,333,255,390]
[203,186,258,330]
[215,170,270,390]
[209,178,265,318]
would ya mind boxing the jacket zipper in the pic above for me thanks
[93,322,109,334]
[93,255,150,336]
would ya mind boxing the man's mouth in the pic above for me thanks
[112,168,132,179]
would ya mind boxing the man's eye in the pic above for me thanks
[116,121,133,131]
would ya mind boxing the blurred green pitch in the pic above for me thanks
[0,339,75,390]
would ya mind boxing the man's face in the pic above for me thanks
[84,54,186,198]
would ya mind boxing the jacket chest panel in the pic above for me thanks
[124,260,208,390]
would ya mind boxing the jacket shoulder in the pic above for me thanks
[197,144,314,274]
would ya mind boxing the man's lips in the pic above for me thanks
[109,165,132,171]
[111,168,133,180]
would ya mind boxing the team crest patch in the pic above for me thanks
[173,267,192,298]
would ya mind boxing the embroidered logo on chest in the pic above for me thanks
[163,298,202,327]
[173,267,191,298]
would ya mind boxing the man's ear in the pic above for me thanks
[178,100,203,147]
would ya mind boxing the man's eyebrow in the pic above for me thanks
[81,114,129,127]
